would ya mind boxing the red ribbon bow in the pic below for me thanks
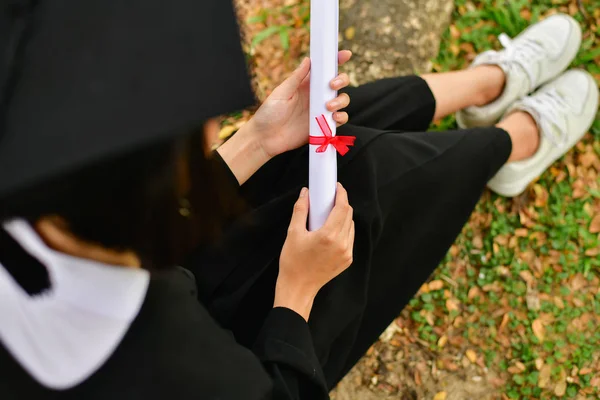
[309,114,356,156]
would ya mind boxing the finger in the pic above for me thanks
[330,73,350,91]
[338,50,352,66]
[327,93,350,112]
[322,183,350,233]
[334,112,349,127]
[272,58,311,100]
[347,221,355,249]
[288,188,310,232]
[341,202,353,239]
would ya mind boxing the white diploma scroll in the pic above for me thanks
[308,0,339,231]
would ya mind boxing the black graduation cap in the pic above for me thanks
[0,0,255,199]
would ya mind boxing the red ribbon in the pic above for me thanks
[309,114,356,156]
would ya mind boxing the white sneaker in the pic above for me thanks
[488,70,599,197]
[456,14,582,129]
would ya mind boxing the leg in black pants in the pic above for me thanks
[189,75,512,390]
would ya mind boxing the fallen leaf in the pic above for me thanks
[446,298,460,312]
[472,235,484,249]
[466,349,477,363]
[414,369,422,386]
[573,298,585,308]
[519,270,535,286]
[539,365,552,388]
[535,359,544,370]
[428,280,444,291]
[515,228,528,237]
[468,286,481,300]
[520,9,532,20]
[344,26,355,40]
[437,335,448,348]
[507,365,523,374]
[554,381,567,397]
[526,290,541,311]
[449,25,460,39]
[499,313,510,333]
[482,282,502,292]
[590,215,600,233]
[553,296,565,309]
[532,319,545,341]
[579,368,592,375]
[433,392,447,400]
[218,125,237,140]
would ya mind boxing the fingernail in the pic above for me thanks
[329,100,340,109]
[332,78,342,86]
[300,187,308,197]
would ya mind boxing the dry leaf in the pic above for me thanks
[433,392,447,400]
[535,358,544,370]
[218,125,237,140]
[554,381,567,397]
[532,319,545,341]
[553,296,565,309]
[507,365,522,374]
[590,215,600,233]
[472,235,484,249]
[468,286,481,300]
[499,313,510,333]
[438,335,448,348]
[449,24,460,39]
[466,349,477,363]
[539,365,552,388]
[579,368,592,375]
[526,290,541,311]
[414,369,422,386]
[515,228,528,237]
[344,26,355,40]
[428,280,444,291]
[519,270,535,286]
[446,298,460,312]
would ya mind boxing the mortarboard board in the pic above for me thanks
[0,0,255,199]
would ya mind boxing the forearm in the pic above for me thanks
[216,120,272,186]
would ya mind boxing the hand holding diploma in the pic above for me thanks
[250,51,353,158]
[219,51,353,186]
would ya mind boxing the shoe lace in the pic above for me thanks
[520,88,570,148]
[498,33,548,89]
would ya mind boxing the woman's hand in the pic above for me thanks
[275,183,355,321]
[249,50,353,159]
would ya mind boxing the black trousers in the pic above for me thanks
[186,76,512,390]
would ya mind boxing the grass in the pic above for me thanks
[414,1,600,398]
[242,0,600,398]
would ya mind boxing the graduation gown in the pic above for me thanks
[0,76,512,399]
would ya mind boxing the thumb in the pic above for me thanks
[272,58,311,100]
[289,188,309,231]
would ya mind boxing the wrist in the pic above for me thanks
[216,121,272,185]
[274,279,318,322]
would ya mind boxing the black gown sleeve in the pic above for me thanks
[253,308,329,399]
[212,150,241,189]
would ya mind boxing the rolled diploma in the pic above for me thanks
[308,0,339,231]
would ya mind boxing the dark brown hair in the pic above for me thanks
[0,127,243,269]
